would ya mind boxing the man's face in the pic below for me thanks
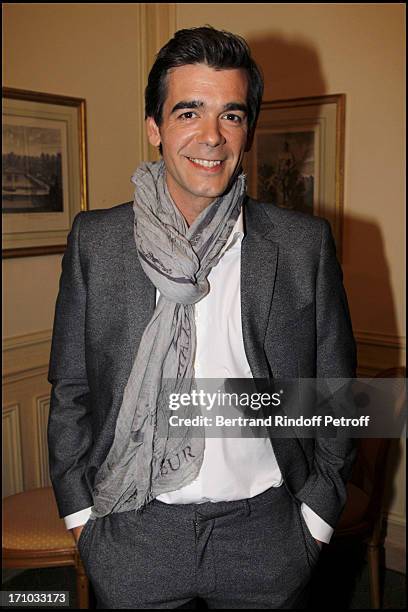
[146,63,249,211]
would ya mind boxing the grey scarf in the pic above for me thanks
[90,159,246,518]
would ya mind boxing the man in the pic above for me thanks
[48,26,356,609]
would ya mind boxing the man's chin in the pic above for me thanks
[194,172,242,200]
[188,185,230,201]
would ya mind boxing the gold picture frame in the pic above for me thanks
[244,94,345,259]
[2,88,88,258]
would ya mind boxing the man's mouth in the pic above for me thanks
[187,157,224,169]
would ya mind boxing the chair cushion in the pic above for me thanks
[3,487,75,551]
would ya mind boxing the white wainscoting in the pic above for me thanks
[2,403,24,498]
[3,330,52,496]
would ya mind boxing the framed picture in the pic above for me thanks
[244,94,345,258]
[2,88,88,258]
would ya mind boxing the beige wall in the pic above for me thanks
[3,3,146,338]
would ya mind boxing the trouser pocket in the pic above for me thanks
[77,518,95,562]
[294,502,322,568]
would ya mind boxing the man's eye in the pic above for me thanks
[224,114,243,123]
[179,111,196,120]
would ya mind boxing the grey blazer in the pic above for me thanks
[47,197,357,528]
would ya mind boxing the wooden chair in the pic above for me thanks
[2,487,89,609]
[333,366,406,609]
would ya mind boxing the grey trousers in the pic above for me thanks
[77,482,322,609]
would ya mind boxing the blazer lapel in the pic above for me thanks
[241,198,278,378]
[241,200,302,478]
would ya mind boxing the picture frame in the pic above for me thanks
[244,94,345,259]
[2,88,88,258]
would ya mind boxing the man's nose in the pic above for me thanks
[197,118,226,148]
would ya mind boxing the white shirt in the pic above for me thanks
[64,206,333,544]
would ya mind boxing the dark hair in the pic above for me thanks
[145,25,264,144]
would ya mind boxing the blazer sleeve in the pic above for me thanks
[47,212,94,519]
[295,219,358,527]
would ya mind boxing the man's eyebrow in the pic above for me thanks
[170,100,248,115]
[170,100,204,114]
[223,102,248,114]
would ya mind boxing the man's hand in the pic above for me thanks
[314,538,324,549]
[71,524,85,545]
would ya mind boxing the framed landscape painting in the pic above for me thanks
[2,88,88,257]
[244,94,345,259]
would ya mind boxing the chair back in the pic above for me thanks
[349,366,406,524]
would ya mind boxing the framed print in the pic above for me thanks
[2,88,88,257]
[244,94,345,258]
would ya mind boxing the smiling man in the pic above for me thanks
[146,63,249,224]
[48,26,357,609]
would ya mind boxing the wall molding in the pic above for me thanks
[355,330,406,349]
[3,330,52,382]
[136,3,177,163]
[34,394,51,488]
[354,330,406,376]
[386,510,406,528]
[4,328,404,378]
[2,403,24,497]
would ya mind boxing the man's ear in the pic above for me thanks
[146,116,161,148]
